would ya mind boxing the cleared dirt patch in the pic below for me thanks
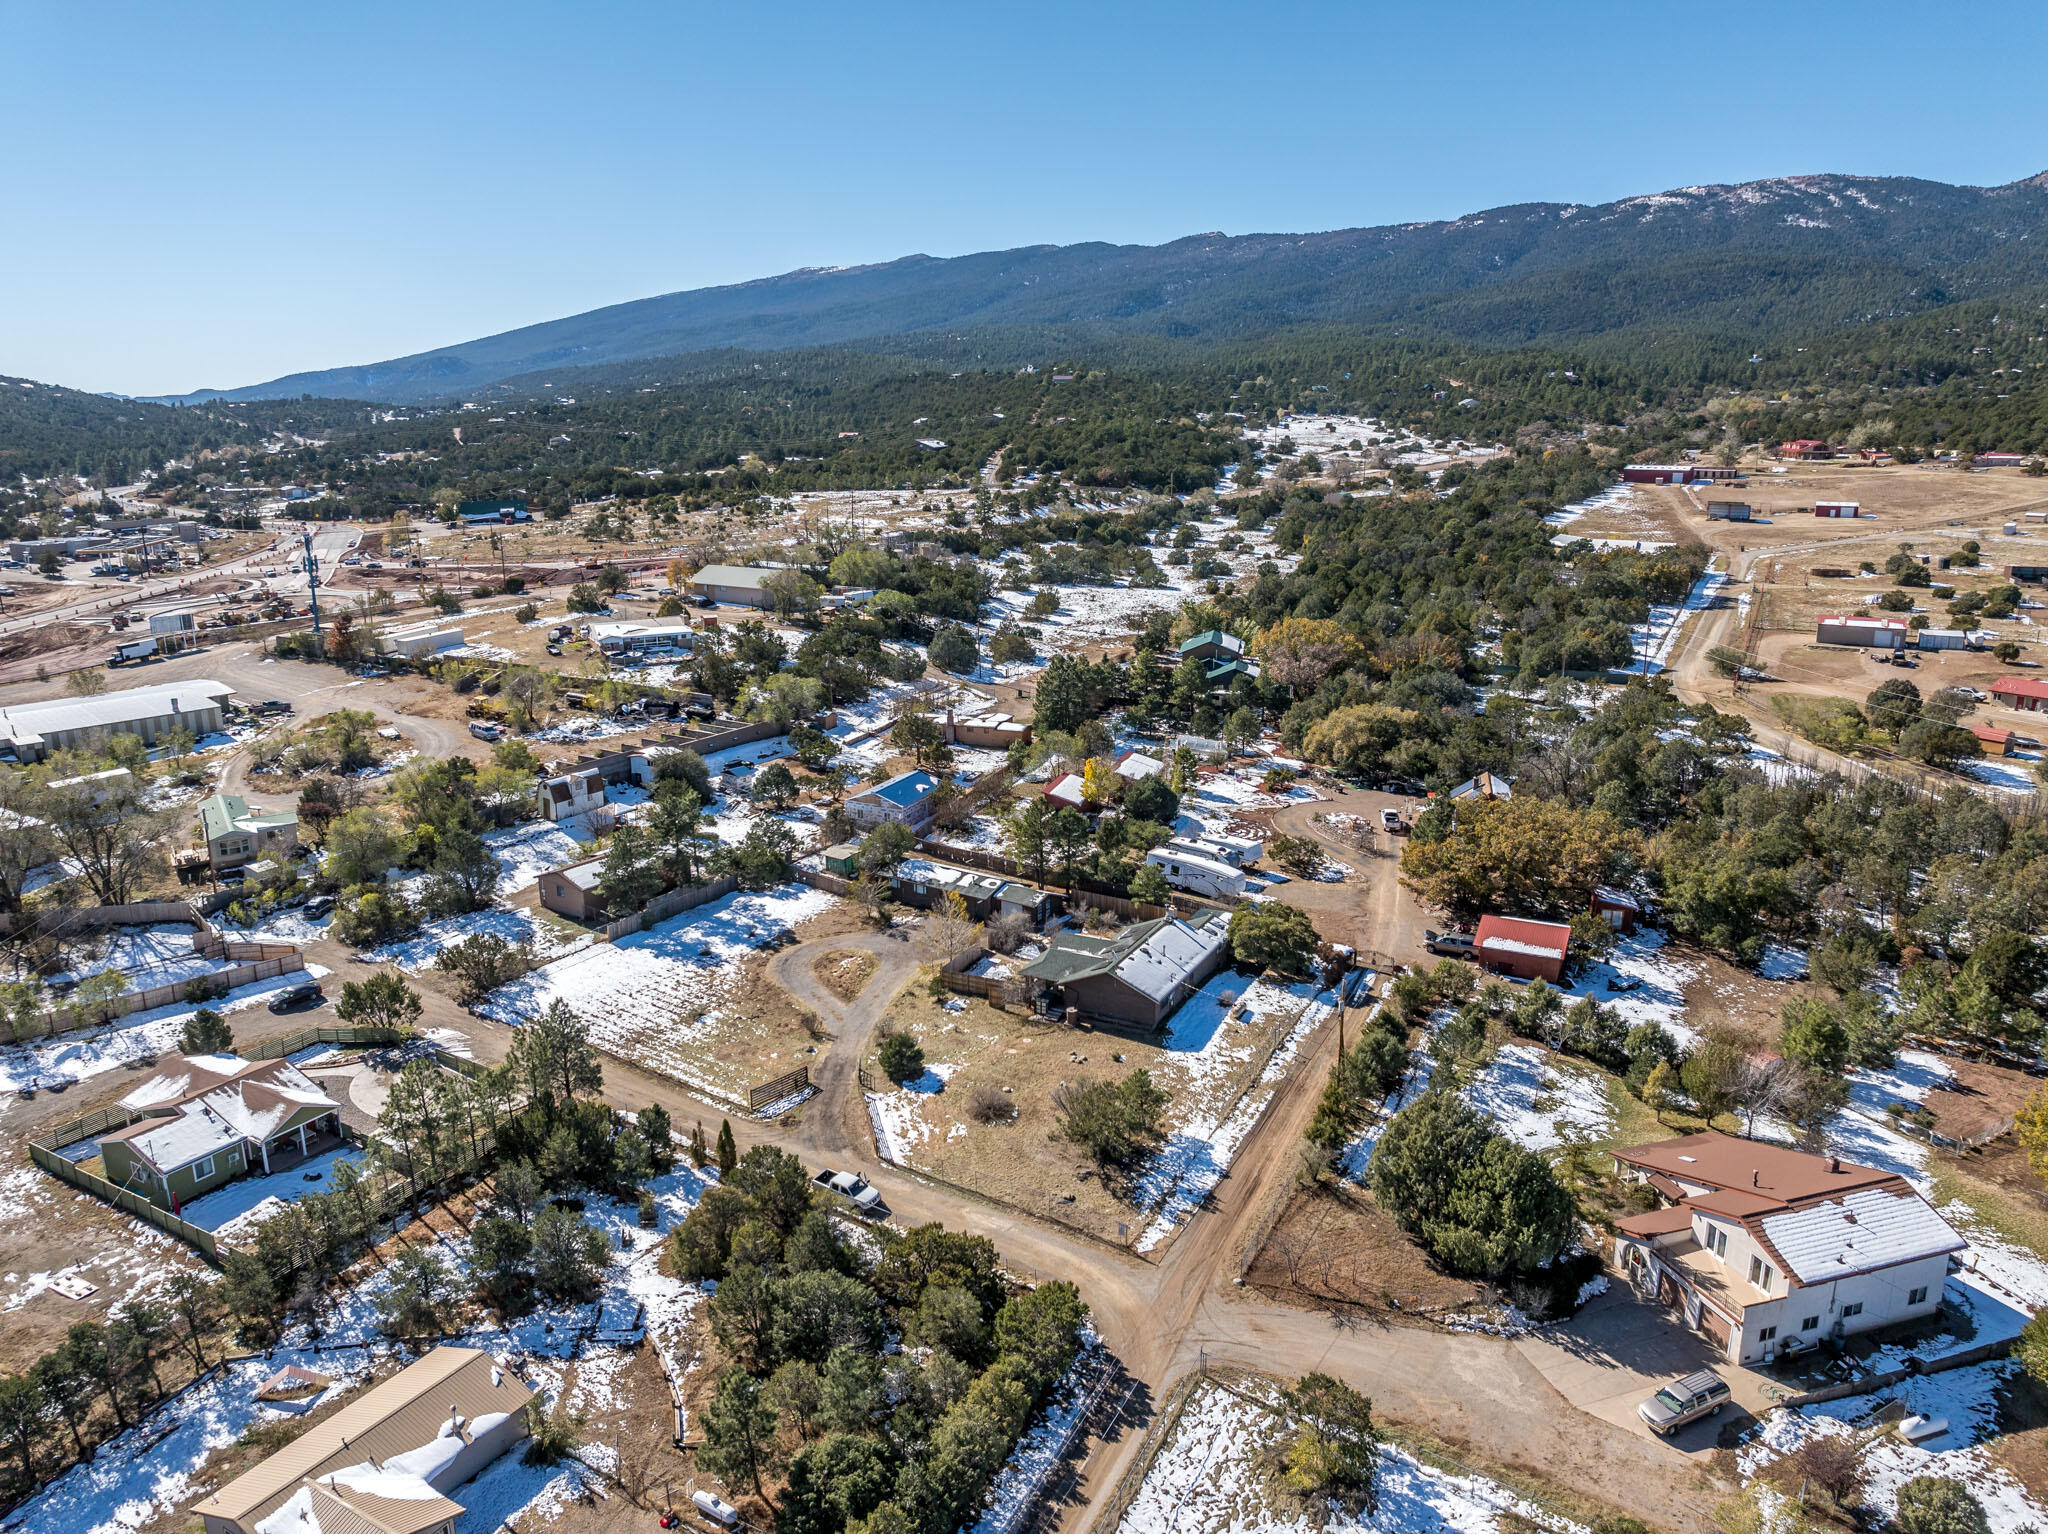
[1247,1179,1489,1318]
[813,948,878,1005]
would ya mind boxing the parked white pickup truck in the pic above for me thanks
[812,1167,889,1218]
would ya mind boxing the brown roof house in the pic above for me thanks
[193,1346,534,1534]
[101,1054,343,1213]
[1611,1131,1964,1367]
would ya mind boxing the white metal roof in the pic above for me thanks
[1758,1187,1965,1285]
[1479,933,1567,959]
[0,678,233,741]
[1113,914,1230,1002]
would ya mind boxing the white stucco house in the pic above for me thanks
[1612,1131,1964,1367]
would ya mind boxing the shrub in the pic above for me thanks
[1228,902,1319,974]
[1893,1478,1989,1534]
[877,1031,926,1085]
[968,1086,1015,1124]
[1368,1091,1574,1278]
[515,603,538,623]
[180,1007,232,1055]
[1052,1068,1167,1169]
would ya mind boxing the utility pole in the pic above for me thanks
[302,528,322,640]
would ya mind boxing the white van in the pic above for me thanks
[1145,846,1247,900]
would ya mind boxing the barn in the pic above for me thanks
[1813,501,1859,518]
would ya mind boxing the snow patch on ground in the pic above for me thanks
[1115,1379,1586,1534]
[480,884,834,1101]
[1461,1045,1615,1152]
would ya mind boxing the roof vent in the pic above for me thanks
[1829,1155,1841,1173]
[1751,1169,1759,1187]
[1843,1209,1857,1224]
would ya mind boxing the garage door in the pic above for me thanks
[1699,1307,1731,1350]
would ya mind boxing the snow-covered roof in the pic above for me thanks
[1593,886,1641,910]
[1758,1187,1965,1285]
[1479,934,1566,959]
[109,1056,339,1174]
[1112,912,1231,1002]
[1115,751,1165,780]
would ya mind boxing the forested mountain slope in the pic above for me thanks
[159,171,2048,405]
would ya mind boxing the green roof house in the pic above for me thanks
[1020,908,1231,1028]
[199,793,299,872]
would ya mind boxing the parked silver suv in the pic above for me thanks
[1638,1371,1730,1435]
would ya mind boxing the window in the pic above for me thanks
[1841,1302,1863,1319]
[1757,1326,1777,1343]
[1748,1256,1775,1292]
[1802,1315,1820,1331]
[1708,1226,1728,1257]
[192,1156,215,1181]
[1908,1286,1929,1306]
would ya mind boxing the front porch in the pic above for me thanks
[252,1113,345,1176]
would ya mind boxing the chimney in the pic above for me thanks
[1751,1169,1759,1188]
[1829,1155,1841,1173]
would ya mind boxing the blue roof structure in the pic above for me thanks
[865,769,937,808]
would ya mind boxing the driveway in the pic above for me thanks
[1514,1285,1764,1453]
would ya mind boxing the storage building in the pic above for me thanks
[685,565,777,609]
[1705,501,1752,522]
[0,678,234,762]
[1815,616,1907,650]
[1473,914,1572,983]
[1813,501,1859,518]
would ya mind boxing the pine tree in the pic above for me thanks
[716,1118,738,1175]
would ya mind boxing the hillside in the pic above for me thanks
[157,171,2048,405]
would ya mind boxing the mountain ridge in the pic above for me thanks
[152,168,2048,406]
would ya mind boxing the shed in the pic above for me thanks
[1816,615,1907,650]
[1813,501,1860,518]
[1591,887,1642,933]
[1705,501,1752,522]
[1970,724,2016,756]
[823,843,861,877]
[1473,914,1572,984]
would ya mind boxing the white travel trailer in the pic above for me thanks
[1145,846,1247,900]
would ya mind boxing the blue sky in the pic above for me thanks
[7,0,2047,396]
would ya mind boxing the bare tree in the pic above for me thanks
[37,769,177,905]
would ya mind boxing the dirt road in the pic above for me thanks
[414,900,1724,1532]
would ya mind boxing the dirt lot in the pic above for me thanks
[861,955,1322,1249]
[1246,1177,1490,1318]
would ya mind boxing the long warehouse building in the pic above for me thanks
[0,679,235,761]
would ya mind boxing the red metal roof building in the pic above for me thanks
[1472,914,1572,984]
[1780,439,1833,459]
[1990,676,2048,712]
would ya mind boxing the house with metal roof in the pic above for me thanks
[0,678,234,761]
[194,1346,534,1534]
[847,768,941,831]
[1447,771,1513,803]
[1020,909,1232,1028]
[101,1054,343,1212]
[199,792,300,872]
[685,564,778,609]
[892,857,1008,919]
[1177,630,1246,664]
[1610,1132,1964,1367]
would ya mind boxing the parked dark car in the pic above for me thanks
[303,894,336,919]
[268,980,326,1013]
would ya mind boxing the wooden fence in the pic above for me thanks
[23,1030,452,1264]
[27,952,306,1037]
[801,868,855,896]
[600,874,740,940]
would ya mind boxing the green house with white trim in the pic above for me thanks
[99,1054,343,1212]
